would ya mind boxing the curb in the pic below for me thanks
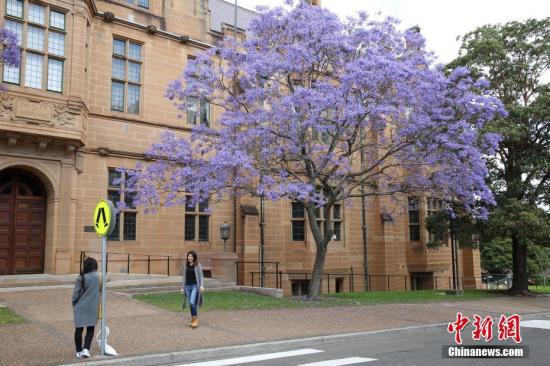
[58,311,550,366]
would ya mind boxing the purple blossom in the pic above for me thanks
[126,1,505,220]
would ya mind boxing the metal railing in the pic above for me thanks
[80,250,188,276]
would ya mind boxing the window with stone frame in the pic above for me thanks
[314,203,343,241]
[427,197,447,245]
[107,169,137,241]
[3,0,66,92]
[408,197,421,242]
[291,202,305,241]
[186,97,210,126]
[111,37,142,114]
[122,0,149,9]
[184,196,210,242]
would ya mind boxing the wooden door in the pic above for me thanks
[0,170,47,275]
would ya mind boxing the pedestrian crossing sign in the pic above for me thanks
[93,200,116,238]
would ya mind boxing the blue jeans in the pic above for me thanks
[185,284,199,316]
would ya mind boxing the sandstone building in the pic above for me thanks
[0,0,481,295]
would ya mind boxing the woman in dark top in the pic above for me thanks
[181,250,204,328]
[71,257,100,359]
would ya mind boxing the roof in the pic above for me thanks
[209,0,258,37]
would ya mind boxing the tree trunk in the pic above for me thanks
[510,234,529,295]
[308,241,328,299]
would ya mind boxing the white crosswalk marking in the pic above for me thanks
[176,348,324,366]
[521,320,550,330]
[297,357,377,366]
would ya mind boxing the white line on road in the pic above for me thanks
[176,348,324,366]
[521,320,550,329]
[297,357,377,366]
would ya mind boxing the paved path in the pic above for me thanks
[162,318,550,366]
[0,288,549,366]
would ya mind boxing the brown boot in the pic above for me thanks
[191,316,198,328]
[188,317,194,327]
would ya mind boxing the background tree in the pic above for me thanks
[127,1,504,298]
[449,18,550,294]
[0,28,20,89]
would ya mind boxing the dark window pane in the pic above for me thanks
[108,213,120,241]
[108,169,121,187]
[128,62,141,83]
[123,212,136,240]
[292,221,305,241]
[291,202,304,218]
[409,211,419,224]
[124,191,136,209]
[107,190,120,205]
[112,58,125,79]
[408,197,419,210]
[314,207,322,219]
[129,42,141,60]
[334,221,341,241]
[128,84,140,114]
[111,81,124,111]
[185,215,195,240]
[186,98,197,124]
[333,204,341,220]
[113,39,126,56]
[198,216,209,241]
[200,100,210,126]
[138,0,149,8]
[198,200,209,213]
[185,198,195,212]
[410,226,420,241]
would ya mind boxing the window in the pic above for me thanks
[3,1,66,92]
[111,38,142,114]
[291,202,305,241]
[291,280,310,296]
[427,197,446,244]
[107,169,137,241]
[186,97,210,126]
[121,0,149,8]
[184,197,210,242]
[408,197,420,242]
[314,203,342,241]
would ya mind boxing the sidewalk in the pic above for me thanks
[0,287,549,366]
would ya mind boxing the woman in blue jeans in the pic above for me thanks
[182,250,204,328]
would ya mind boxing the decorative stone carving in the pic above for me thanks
[15,99,53,123]
[0,95,14,119]
[53,104,76,126]
[146,25,157,34]
[103,12,115,23]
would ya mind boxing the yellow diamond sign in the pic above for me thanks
[93,200,116,237]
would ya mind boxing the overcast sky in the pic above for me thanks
[233,0,549,64]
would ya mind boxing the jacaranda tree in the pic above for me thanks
[0,27,20,85]
[127,1,505,298]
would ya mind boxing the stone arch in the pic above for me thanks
[0,160,61,274]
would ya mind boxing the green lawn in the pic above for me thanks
[529,286,550,294]
[0,306,25,325]
[135,289,503,312]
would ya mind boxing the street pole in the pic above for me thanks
[101,236,107,356]
[259,193,265,287]
[449,214,457,291]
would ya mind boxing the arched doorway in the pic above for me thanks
[0,169,47,275]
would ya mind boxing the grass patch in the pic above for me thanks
[135,289,503,312]
[529,286,550,294]
[0,306,25,325]
[326,289,503,305]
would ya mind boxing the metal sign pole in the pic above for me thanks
[101,235,107,356]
